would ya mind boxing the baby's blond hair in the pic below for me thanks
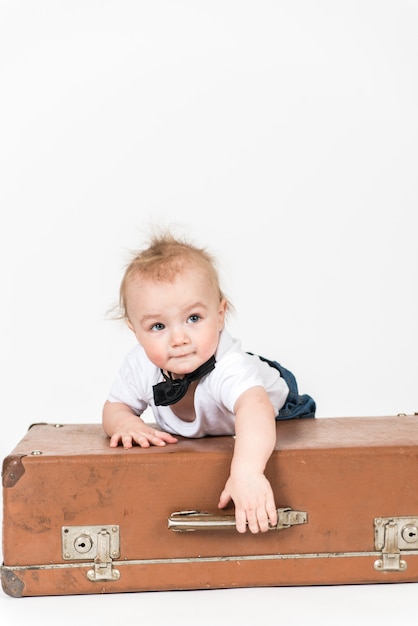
[118,231,229,320]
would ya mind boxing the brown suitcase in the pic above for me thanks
[2,415,418,597]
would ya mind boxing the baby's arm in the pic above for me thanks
[102,400,178,448]
[218,386,278,533]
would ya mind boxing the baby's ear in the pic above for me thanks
[218,298,228,329]
[126,318,135,332]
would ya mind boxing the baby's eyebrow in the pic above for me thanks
[140,313,161,324]
[140,302,209,325]
[184,301,208,311]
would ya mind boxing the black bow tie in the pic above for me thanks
[153,355,216,406]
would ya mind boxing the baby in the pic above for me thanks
[103,231,315,533]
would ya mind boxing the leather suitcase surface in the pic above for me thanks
[2,415,418,597]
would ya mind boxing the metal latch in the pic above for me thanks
[374,516,418,572]
[62,525,120,582]
[168,507,308,532]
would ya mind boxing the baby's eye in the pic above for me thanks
[151,323,165,332]
[188,314,201,324]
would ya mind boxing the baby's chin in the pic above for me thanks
[165,357,203,377]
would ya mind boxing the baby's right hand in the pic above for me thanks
[109,418,178,449]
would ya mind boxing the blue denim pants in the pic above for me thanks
[250,354,316,420]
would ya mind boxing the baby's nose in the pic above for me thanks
[170,326,189,346]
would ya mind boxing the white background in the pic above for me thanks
[1,0,417,623]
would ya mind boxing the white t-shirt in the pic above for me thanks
[107,329,289,438]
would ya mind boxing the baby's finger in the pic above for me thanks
[121,434,135,448]
[131,433,151,448]
[267,503,278,528]
[246,508,260,534]
[109,434,122,448]
[256,508,270,533]
[156,430,178,445]
[235,508,248,534]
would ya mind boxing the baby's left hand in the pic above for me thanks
[218,473,277,533]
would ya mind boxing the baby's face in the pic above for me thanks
[125,266,226,376]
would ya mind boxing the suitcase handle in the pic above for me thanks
[168,507,307,532]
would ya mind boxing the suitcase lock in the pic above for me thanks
[62,525,120,582]
[374,516,418,572]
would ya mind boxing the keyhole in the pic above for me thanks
[74,534,93,553]
[401,524,418,543]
